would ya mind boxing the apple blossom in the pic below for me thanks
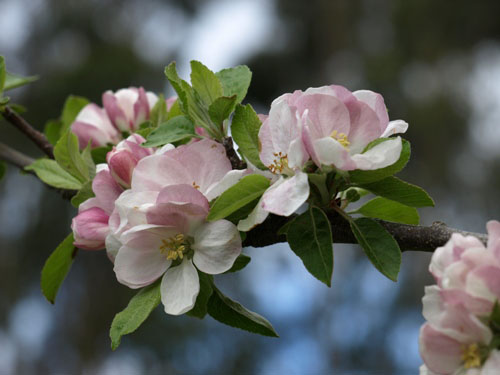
[71,165,123,250]
[71,103,121,149]
[102,87,158,132]
[106,134,154,188]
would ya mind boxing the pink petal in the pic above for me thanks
[91,167,123,214]
[131,154,191,192]
[72,207,109,250]
[487,220,500,260]
[102,90,129,132]
[419,323,463,374]
[353,90,390,132]
[132,87,150,130]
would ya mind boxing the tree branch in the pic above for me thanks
[243,212,488,252]
[0,142,35,169]
[1,106,54,158]
[222,136,247,170]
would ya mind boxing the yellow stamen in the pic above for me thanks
[330,130,350,148]
[192,181,200,190]
[159,234,186,260]
[268,152,289,174]
[461,343,481,369]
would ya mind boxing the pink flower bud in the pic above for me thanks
[106,134,154,188]
[71,103,121,149]
[102,87,158,132]
[71,207,110,250]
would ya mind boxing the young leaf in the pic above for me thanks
[110,280,161,350]
[207,175,270,222]
[216,65,252,104]
[190,60,223,105]
[231,104,266,170]
[25,159,83,190]
[54,131,90,182]
[142,116,196,147]
[60,96,90,134]
[4,72,38,91]
[164,62,189,112]
[208,95,237,126]
[41,233,77,303]
[166,99,182,120]
[186,272,214,319]
[81,143,96,179]
[358,176,434,207]
[150,94,168,127]
[224,254,251,274]
[71,180,95,208]
[44,119,64,145]
[354,197,419,225]
[287,206,334,286]
[207,286,278,337]
[350,217,401,281]
[349,139,411,184]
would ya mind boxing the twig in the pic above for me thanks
[243,212,488,252]
[1,106,54,158]
[0,142,35,169]
[222,137,247,170]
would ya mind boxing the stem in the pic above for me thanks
[0,106,54,158]
[222,137,247,170]
[0,142,35,169]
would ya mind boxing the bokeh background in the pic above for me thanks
[1,0,500,374]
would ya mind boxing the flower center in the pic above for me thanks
[330,130,350,149]
[159,234,187,260]
[461,343,481,369]
[269,152,291,174]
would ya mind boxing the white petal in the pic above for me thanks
[192,220,242,274]
[287,137,308,169]
[313,137,356,170]
[422,285,444,324]
[204,169,251,201]
[105,233,122,263]
[381,120,408,137]
[237,195,270,232]
[482,350,500,375]
[161,259,199,315]
[351,137,402,170]
[261,171,310,216]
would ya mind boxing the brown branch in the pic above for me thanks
[222,136,247,170]
[0,142,35,169]
[243,212,488,252]
[1,106,54,158]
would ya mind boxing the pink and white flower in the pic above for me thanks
[71,103,121,149]
[419,221,500,374]
[71,165,123,250]
[106,134,154,188]
[103,87,158,133]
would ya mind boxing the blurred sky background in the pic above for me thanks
[1,0,500,374]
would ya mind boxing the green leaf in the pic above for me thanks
[349,139,411,184]
[71,180,95,208]
[54,131,90,182]
[110,280,161,350]
[208,95,237,126]
[216,65,252,104]
[350,218,401,281]
[165,62,189,112]
[224,254,251,274]
[224,196,261,224]
[25,159,83,190]
[41,233,77,303]
[4,72,38,91]
[287,206,334,286]
[358,176,434,207]
[0,56,5,94]
[44,119,64,145]
[186,272,214,319]
[166,99,182,120]
[81,143,96,179]
[91,145,112,164]
[190,60,223,105]
[150,94,168,127]
[231,104,266,169]
[207,286,278,337]
[207,175,270,222]
[60,96,90,134]
[0,161,6,181]
[142,116,196,147]
[354,197,420,225]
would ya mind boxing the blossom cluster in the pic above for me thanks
[419,221,500,375]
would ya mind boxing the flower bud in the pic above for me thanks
[71,207,110,250]
[71,103,121,149]
[102,87,158,132]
